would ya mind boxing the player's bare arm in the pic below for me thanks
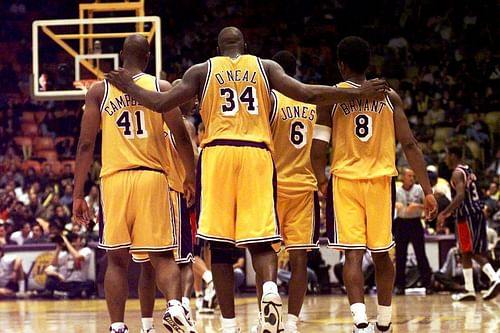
[391,89,437,220]
[263,59,388,105]
[73,82,103,225]
[311,104,333,196]
[159,80,196,207]
[437,170,465,227]
[105,63,206,113]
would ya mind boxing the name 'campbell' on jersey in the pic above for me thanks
[100,73,169,177]
[270,90,317,192]
[199,55,272,147]
[451,164,483,218]
[330,80,398,179]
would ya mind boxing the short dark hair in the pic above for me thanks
[272,50,297,77]
[447,146,463,159]
[337,36,370,74]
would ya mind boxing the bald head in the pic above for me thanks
[121,34,150,69]
[217,27,245,55]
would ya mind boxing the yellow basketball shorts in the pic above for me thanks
[277,190,320,250]
[196,140,281,246]
[132,189,194,263]
[98,169,176,253]
[326,175,395,252]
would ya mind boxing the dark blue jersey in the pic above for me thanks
[451,164,483,218]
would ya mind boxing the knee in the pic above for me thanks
[107,250,130,269]
[247,242,275,255]
[371,252,391,265]
[344,250,365,264]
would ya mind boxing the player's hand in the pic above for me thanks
[317,178,328,200]
[359,79,389,99]
[73,198,91,225]
[424,194,438,220]
[183,176,196,208]
[105,68,134,92]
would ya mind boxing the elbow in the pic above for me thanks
[402,141,420,153]
[78,141,94,153]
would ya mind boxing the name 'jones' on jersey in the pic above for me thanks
[199,55,272,147]
[330,81,398,180]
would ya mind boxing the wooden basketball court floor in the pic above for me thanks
[0,294,498,332]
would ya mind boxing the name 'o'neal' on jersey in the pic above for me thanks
[330,81,398,179]
[99,73,169,178]
[199,55,272,147]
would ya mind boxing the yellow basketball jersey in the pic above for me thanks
[199,55,272,147]
[100,73,169,177]
[330,80,397,179]
[163,124,185,193]
[270,90,317,192]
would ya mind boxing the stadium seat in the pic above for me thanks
[466,140,484,164]
[33,137,55,152]
[42,161,62,174]
[13,136,33,149]
[36,149,59,162]
[21,123,39,137]
[22,160,41,174]
[432,140,445,152]
[434,127,454,142]
[35,111,47,124]
[55,136,75,147]
[21,112,36,123]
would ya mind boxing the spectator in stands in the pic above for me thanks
[486,149,500,177]
[0,224,15,245]
[85,185,100,221]
[24,223,48,244]
[59,184,73,209]
[60,164,74,185]
[44,233,94,298]
[424,98,445,126]
[466,113,490,156]
[0,246,25,298]
[40,112,58,138]
[9,221,32,245]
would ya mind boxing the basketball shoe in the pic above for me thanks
[249,315,261,333]
[140,329,156,333]
[352,323,374,333]
[203,281,217,310]
[162,301,197,333]
[482,279,500,300]
[196,294,214,314]
[451,291,476,301]
[261,291,284,333]
[374,323,392,332]
[109,326,128,333]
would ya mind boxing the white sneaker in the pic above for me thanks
[374,323,392,332]
[482,280,500,300]
[260,292,284,333]
[221,328,241,333]
[140,329,156,333]
[204,281,217,310]
[196,295,214,314]
[163,303,197,333]
[109,326,128,333]
[451,291,476,301]
[352,323,374,333]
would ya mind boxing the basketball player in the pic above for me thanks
[437,146,500,301]
[256,50,320,333]
[106,27,387,333]
[73,34,196,333]
[311,36,437,333]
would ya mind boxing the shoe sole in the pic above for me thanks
[261,293,283,333]
[483,282,500,301]
[452,295,476,302]
[162,311,197,333]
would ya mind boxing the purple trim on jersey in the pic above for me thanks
[98,185,104,244]
[313,191,321,245]
[326,177,336,245]
[204,139,269,150]
[177,191,194,263]
[272,160,280,236]
[195,149,203,228]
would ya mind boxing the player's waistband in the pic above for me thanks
[203,139,269,150]
[123,166,165,174]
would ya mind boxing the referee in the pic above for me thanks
[394,168,432,294]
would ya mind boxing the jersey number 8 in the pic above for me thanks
[354,114,373,142]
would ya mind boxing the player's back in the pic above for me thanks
[270,90,317,192]
[330,80,397,179]
[452,164,483,218]
[199,55,272,147]
[100,73,168,177]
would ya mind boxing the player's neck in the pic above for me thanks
[222,49,242,59]
[123,62,144,76]
[343,74,366,85]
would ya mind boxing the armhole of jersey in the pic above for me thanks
[155,78,161,92]
[99,80,109,113]
[330,84,337,117]
[269,90,278,125]
[385,92,395,112]
[257,57,270,93]
[168,130,177,149]
[200,59,212,106]
[454,166,468,186]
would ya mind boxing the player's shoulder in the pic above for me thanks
[86,80,106,101]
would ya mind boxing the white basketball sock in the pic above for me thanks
[221,316,237,330]
[262,281,278,295]
[141,317,153,330]
[463,268,475,293]
[350,303,368,326]
[482,263,500,283]
[376,304,392,327]
[202,271,213,284]
[111,322,126,331]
